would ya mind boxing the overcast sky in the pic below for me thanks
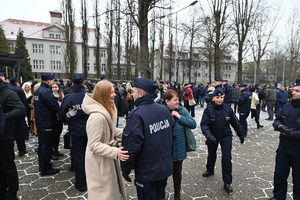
[0,0,297,46]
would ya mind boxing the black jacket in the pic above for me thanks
[0,80,26,141]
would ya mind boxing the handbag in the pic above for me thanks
[63,132,71,149]
[189,98,197,106]
[185,127,196,152]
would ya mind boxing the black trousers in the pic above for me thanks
[0,139,18,200]
[136,179,166,200]
[71,135,87,187]
[206,139,232,184]
[38,128,55,172]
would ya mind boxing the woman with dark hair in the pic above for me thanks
[82,80,129,200]
[51,83,65,160]
[162,89,196,200]
[174,83,183,103]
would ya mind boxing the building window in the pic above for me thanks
[93,49,96,57]
[33,60,38,69]
[9,43,14,52]
[51,60,55,69]
[50,34,54,38]
[229,65,231,70]
[38,44,44,53]
[101,50,106,57]
[56,46,61,54]
[39,60,44,69]
[101,64,106,72]
[56,61,61,69]
[87,63,90,71]
[87,49,90,57]
[93,63,96,71]
[56,34,60,39]
[32,44,38,53]
[113,67,117,75]
[50,45,55,54]
[121,67,125,75]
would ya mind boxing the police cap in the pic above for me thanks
[41,74,54,81]
[72,74,84,84]
[9,77,17,83]
[133,77,158,94]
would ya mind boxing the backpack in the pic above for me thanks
[0,104,6,135]
[117,93,129,117]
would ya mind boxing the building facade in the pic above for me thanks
[0,11,114,80]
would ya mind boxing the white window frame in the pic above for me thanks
[32,44,38,53]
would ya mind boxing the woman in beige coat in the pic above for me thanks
[82,80,129,200]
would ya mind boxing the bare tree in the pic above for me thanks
[94,0,101,78]
[62,0,77,80]
[232,0,260,83]
[284,7,300,85]
[126,0,160,79]
[249,2,280,84]
[81,0,88,79]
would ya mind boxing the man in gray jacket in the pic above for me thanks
[264,85,277,120]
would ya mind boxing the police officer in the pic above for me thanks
[237,84,252,137]
[121,77,175,200]
[0,78,26,200]
[58,74,88,192]
[222,80,233,105]
[9,77,28,156]
[201,89,244,193]
[34,74,60,175]
[269,79,300,200]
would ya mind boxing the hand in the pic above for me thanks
[171,111,180,119]
[209,136,217,144]
[118,147,129,161]
[280,130,296,138]
[122,170,131,182]
[239,136,245,144]
[278,125,290,133]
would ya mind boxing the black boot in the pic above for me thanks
[224,183,233,193]
[202,171,214,177]
[257,124,264,129]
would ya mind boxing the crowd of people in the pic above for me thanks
[0,71,299,200]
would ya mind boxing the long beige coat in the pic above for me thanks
[82,93,126,200]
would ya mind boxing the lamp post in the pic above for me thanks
[160,1,198,82]
[283,56,285,86]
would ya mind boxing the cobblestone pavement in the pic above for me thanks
[15,105,293,200]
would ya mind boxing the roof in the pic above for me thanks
[0,18,108,47]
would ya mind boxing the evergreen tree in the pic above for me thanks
[0,26,9,53]
[0,26,10,74]
[14,28,33,82]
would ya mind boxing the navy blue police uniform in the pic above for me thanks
[34,74,59,174]
[237,84,252,136]
[58,75,88,191]
[9,77,28,156]
[121,78,175,200]
[223,80,233,105]
[271,81,300,200]
[201,90,244,191]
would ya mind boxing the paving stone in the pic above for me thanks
[14,106,294,200]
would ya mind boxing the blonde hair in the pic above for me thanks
[92,81,115,118]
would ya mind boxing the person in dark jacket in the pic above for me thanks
[197,84,207,108]
[231,85,241,113]
[9,77,28,156]
[264,85,277,120]
[237,84,252,136]
[0,78,26,200]
[255,84,265,120]
[201,89,244,194]
[270,79,300,200]
[34,74,60,176]
[58,74,88,192]
[276,86,288,112]
[121,77,175,200]
[223,80,233,105]
[162,89,196,200]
